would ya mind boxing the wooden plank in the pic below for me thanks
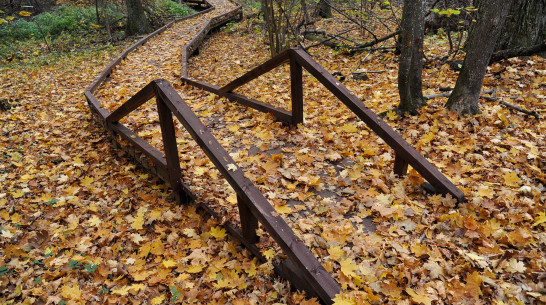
[156,95,192,204]
[86,6,215,94]
[237,194,259,243]
[183,78,293,124]
[107,121,169,179]
[105,82,156,123]
[181,5,241,78]
[291,48,464,202]
[393,154,409,176]
[84,90,110,120]
[220,50,291,93]
[154,79,340,303]
[197,199,264,260]
[290,56,303,126]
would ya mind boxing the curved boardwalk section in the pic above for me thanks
[85,0,341,303]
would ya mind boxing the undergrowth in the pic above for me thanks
[0,1,193,67]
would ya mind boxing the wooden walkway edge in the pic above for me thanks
[84,1,464,304]
[84,2,341,304]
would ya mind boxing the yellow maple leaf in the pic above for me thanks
[532,212,546,227]
[151,294,165,305]
[275,204,292,214]
[328,246,344,262]
[209,226,226,240]
[73,157,84,167]
[88,215,101,227]
[340,123,358,133]
[0,209,9,221]
[19,11,32,16]
[149,209,162,222]
[61,283,81,300]
[112,284,144,296]
[406,288,432,305]
[186,264,203,273]
[226,193,238,204]
[80,177,94,187]
[194,167,206,176]
[339,258,357,278]
[131,213,145,230]
[132,270,153,281]
[263,248,276,261]
[386,110,399,120]
[332,293,355,305]
[476,185,494,198]
[150,240,164,255]
[11,189,25,199]
[162,260,177,268]
[503,172,521,187]
[139,243,151,257]
[421,132,435,144]
[411,243,428,257]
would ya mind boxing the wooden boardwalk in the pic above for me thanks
[85,1,463,303]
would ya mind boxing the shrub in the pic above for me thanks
[0,5,122,41]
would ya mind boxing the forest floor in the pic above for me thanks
[1,2,545,304]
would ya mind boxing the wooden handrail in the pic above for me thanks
[182,47,465,202]
[103,79,341,303]
[82,2,344,304]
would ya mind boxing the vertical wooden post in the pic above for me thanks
[237,194,259,243]
[290,55,303,126]
[156,94,192,204]
[393,153,409,176]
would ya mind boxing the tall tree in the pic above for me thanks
[125,0,152,36]
[445,0,513,114]
[497,0,546,51]
[397,0,425,115]
[316,0,332,19]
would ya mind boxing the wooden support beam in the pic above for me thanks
[393,154,409,176]
[154,79,340,303]
[219,50,291,93]
[290,56,303,126]
[105,82,156,123]
[237,194,259,243]
[291,48,464,202]
[183,78,293,124]
[156,93,193,204]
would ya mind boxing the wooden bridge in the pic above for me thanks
[84,1,464,303]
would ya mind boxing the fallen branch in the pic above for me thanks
[424,90,540,119]
[2,123,18,136]
[303,29,400,52]
[482,96,540,118]
[489,43,546,64]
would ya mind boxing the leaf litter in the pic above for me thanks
[2,0,545,304]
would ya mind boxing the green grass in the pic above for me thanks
[0,1,193,67]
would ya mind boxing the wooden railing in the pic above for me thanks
[83,3,345,304]
[102,79,341,303]
[84,1,464,303]
[182,47,465,202]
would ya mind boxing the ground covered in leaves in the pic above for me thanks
[2,1,546,304]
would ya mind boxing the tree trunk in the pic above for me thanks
[397,0,426,115]
[445,0,513,114]
[497,0,546,53]
[424,0,472,32]
[317,0,332,18]
[125,0,152,36]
